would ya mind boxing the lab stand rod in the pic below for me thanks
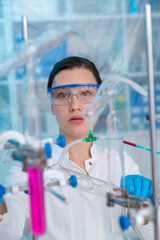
[22,16,28,76]
[21,16,41,139]
[145,4,159,240]
[21,15,32,94]
[22,15,30,84]
[22,16,42,238]
[22,16,28,41]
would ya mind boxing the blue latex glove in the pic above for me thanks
[0,185,6,204]
[121,175,153,199]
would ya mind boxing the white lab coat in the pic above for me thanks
[0,141,154,240]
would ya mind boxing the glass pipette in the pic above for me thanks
[58,167,117,197]
[123,140,160,155]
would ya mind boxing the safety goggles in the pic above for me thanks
[47,83,100,106]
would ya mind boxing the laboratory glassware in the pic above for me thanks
[83,73,148,122]
[28,166,46,236]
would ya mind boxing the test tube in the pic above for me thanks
[28,166,46,236]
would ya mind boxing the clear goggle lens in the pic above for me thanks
[47,84,99,106]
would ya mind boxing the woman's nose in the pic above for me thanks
[69,93,81,111]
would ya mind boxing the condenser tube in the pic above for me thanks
[58,167,117,197]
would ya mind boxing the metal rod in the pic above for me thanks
[22,16,28,41]
[21,15,29,82]
[22,16,41,238]
[21,16,41,139]
[145,4,159,240]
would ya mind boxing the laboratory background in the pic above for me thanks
[0,0,160,185]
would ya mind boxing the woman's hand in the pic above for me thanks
[121,175,153,200]
[0,185,7,216]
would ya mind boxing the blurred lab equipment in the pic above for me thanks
[0,26,79,80]
[0,6,157,238]
[83,73,148,123]
[83,72,148,191]
[0,16,80,237]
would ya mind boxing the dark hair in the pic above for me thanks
[47,56,102,89]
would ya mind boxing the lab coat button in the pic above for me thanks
[89,162,92,165]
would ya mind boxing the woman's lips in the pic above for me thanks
[69,116,84,124]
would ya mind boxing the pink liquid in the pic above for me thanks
[28,167,46,236]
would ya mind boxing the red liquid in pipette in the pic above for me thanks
[123,140,136,147]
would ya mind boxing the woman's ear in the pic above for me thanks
[51,104,55,115]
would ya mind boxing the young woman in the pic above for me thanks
[47,56,102,173]
[0,56,153,239]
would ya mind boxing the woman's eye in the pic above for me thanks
[56,92,67,98]
[81,91,91,96]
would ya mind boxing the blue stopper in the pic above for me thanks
[69,175,77,188]
[8,140,19,146]
[0,185,6,204]
[56,135,66,148]
[119,215,131,231]
[45,142,52,158]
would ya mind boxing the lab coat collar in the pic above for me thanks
[48,141,97,174]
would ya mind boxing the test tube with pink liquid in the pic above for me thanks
[28,166,46,236]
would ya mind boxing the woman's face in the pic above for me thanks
[51,68,98,141]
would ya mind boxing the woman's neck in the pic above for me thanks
[60,132,93,172]
[68,140,93,173]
